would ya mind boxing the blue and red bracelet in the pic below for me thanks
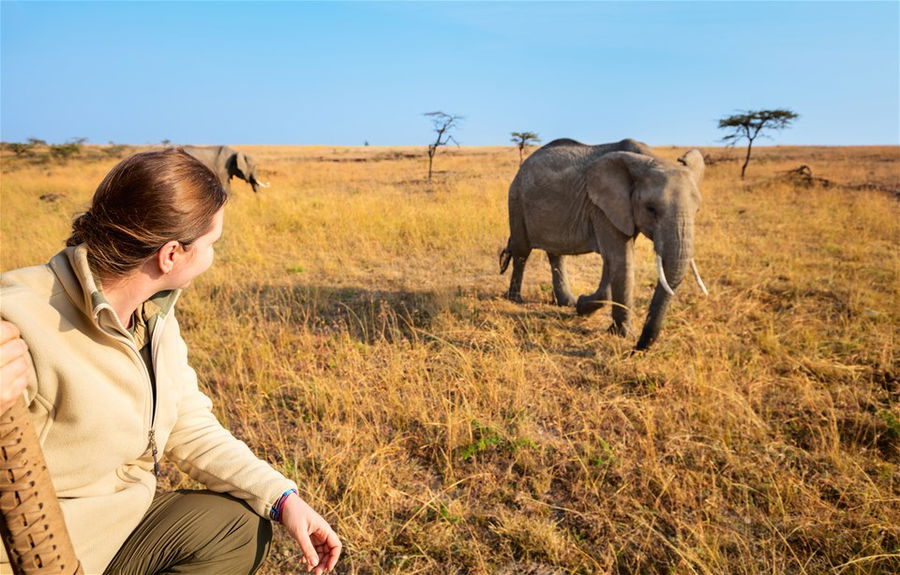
[270,488,298,522]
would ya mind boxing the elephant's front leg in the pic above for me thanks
[607,240,635,336]
[547,253,576,306]
[506,249,531,303]
[575,257,611,316]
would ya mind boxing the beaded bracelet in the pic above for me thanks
[270,488,298,522]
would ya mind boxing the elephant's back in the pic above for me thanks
[589,138,656,159]
[510,151,595,254]
[525,138,656,167]
[517,142,594,178]
[541,138,585,149]
[182,146,214,165]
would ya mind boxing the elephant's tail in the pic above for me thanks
[499,244,512,274]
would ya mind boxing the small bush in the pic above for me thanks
[7,142,34,156]
[103,143,128,158]
[49,142,81,160]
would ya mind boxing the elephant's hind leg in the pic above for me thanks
[506,249,531,303]
[547,254,576,306]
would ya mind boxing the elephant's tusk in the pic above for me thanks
[656,254,676,296]
[691,259,709,295]
[257,181,271,188]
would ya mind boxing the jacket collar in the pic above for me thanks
[49,245,181,332]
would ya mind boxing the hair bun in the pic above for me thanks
[66,211,94,246]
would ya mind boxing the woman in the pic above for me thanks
[0,148,341,575]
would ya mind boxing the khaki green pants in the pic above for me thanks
[103,490,272,575]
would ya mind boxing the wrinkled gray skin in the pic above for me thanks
[501,138,705,350]
[183,145,266,193]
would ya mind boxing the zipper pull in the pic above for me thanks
[148,429,159,476]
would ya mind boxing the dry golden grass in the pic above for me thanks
[1,143,898,574]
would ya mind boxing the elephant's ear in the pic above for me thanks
[677,149,705,185]
[234,152,250,180]
[586,151,655,237]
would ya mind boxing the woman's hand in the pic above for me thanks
[0,320,32,416]
[279,493,342,574]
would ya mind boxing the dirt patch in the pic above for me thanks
[779,164,900,197]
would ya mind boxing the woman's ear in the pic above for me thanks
[156,240,181,275]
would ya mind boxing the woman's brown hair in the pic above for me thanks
[67,148,228,280]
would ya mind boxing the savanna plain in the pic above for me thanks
[1,143,898,574]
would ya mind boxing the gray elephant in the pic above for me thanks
[182,145,269,193]
[499,138,708,350]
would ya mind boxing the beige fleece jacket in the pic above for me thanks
[0,246,297,574]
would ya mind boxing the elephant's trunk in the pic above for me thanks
[636,214,693,350]
[248,174,270,193]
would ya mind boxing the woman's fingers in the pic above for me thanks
[0,323,31,415]
[0,326,26,368]
[0,359,29,414]
[280,493,341,572]
[296,528,321,572]
[319,528,342,572]
[0,320,21,345]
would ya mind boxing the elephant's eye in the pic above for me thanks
[646,205,657,216]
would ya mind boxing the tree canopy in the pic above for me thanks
[510,131,541,165]
[718,109,799,178]
[423,111,463,181]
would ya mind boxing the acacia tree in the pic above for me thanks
[510,131,541,166]
[424,111,462,181]
[718,108,798,179]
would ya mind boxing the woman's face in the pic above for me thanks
[169,208,224,289]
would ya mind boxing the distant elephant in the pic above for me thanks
[500,138,708,350]
[182,145,269,193]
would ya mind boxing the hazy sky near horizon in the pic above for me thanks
[2,1,897,147]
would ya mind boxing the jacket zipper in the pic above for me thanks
[148,429,160,476]
[97,292,178,478]
[109,331,160,477]
[146,314,167,476]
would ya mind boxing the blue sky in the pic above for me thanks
[2,1,897,146]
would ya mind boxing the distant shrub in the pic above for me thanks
[104,142,128,158]
[7,142,35,156]
[49,142,81,160]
